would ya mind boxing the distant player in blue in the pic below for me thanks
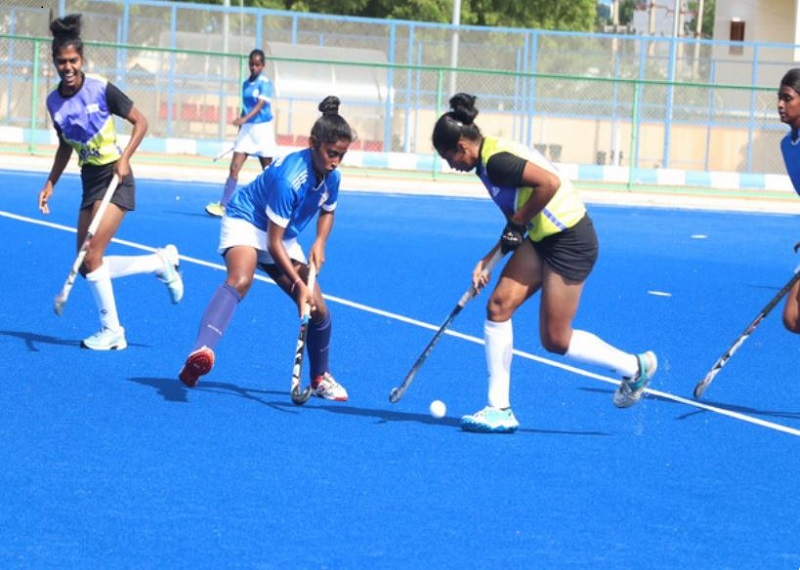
[777,68,800,333]
[206,49,277,217]
[180,96,353,401]
[38,14,183,351]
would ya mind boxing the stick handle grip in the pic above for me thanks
[301,262,317,319]
[459,248,505,306]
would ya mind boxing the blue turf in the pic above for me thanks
[1,168,799,568]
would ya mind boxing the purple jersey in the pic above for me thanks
[46,74,133,167]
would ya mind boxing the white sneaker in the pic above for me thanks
[613,351,658,408]
[157,244,183,304]
[205,202,225,217]
[81,326,127,350]
[461,406,519,433]
[312,372,348,401]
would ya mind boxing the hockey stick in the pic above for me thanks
[693,268,800,399]
[212,146,234,162]
[53,174,120,316]
[389,248,505,403]
[290,262,317,405]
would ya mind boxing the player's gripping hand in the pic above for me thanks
[500,221,527,254]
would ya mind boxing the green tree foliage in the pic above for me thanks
[687,0,716,37]
[173,0,597,31]
[618,0,635,25]
[465,0,596,31]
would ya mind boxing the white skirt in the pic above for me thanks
[218,215,306,266]
[233,120,277,158]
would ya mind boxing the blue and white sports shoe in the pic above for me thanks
[157,244,184,304]
[461,406,519,433]
[81,326,127,351]
[613,350,658,408]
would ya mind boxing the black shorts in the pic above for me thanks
[80,163,136,211]
[531,214,598,283]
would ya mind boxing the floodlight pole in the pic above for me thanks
[449,0,461,96]
[663,0,681,169]
[220,0,230,138]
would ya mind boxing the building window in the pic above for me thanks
[730,19,745,55]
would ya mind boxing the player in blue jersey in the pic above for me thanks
[777,68,800,333]
[206,49,278,217]
[431,93,657,433]
[179,96,353,401]
[38,14,183,351]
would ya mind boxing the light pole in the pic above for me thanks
[220,0,230,137]
[449,0,461,96]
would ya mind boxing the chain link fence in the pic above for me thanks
[0,1,793,183]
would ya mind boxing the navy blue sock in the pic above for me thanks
[306,312,331,380]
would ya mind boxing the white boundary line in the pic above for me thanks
[4,209,799,438]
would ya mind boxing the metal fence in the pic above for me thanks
[0,0,797,183]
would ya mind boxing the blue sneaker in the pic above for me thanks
[461,406,519,433]
[613,351,657,408]
[157,244,184,304]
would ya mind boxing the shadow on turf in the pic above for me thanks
[130,376,289,411]
[0,330,80,351]
[673,399,800,422]
[620,388,800,423]
[310,404,611,435]
[0,329,150,351]
[128,376,610,434]
[163,209,219,219]
[581,385,800,422]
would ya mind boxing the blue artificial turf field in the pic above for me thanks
[1,167,799,568]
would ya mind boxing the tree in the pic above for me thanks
[687,0,716,38]
[171,0,598,31]
[465,0,596,31]
[618,0,636,25]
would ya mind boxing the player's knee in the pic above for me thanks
[541,331,569,355]
[225,274,253,298]
[81,251,103,275]
[311,305,329,323]
[486,295,513,322]
[783,314,800,334]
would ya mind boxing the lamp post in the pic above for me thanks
[220,0,230,137]
[449,0,461,96]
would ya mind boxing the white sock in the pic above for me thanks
[85,263,121,331]
[105,253,163,279]
[485,319,513,409]
[565,329,638,377]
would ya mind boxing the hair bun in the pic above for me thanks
[448,92,478,124]
[318,95,341,116]
[50,13,82,39]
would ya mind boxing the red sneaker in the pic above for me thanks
[179,346,215,388]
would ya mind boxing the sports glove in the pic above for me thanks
[500,221,527,254]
